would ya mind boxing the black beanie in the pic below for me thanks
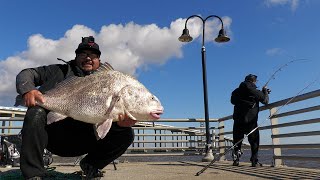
[75,36,101,56]
[245,74,257,82]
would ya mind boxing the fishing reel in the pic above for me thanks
[267,89,271,94]
[262,87,271,94]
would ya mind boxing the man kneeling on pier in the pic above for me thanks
[16,36,137,180]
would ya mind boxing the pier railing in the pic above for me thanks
[0,89,319,167]
[0,108,228,156]
[129,120,218,155]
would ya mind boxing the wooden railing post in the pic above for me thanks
[269,107,283,167]
[9,113,15,134]
[212,129,216,149]
[218,120,226,161]
[1,119,5,134]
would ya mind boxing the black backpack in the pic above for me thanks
[231,88,256,108]
[231,88,240,105]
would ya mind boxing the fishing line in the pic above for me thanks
[195,75,320,176]
[264,59,309,87]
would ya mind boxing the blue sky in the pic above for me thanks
[0,0,319,144]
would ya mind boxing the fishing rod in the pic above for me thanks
[263,59,308,87]
[195,76,319,176]
[57,58,68,63]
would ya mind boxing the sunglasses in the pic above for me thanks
[77,52,99,59]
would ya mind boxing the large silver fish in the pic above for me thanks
[33,63,163,139]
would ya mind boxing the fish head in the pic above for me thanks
[120,85,164,121]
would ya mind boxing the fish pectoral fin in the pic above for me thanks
[94,119,113,140]
[47,112,68,124]
[105,95,121,116]
[124,109,136,120]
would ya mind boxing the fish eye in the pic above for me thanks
[151,96,158,101]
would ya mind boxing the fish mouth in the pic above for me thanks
[150,110,163,119]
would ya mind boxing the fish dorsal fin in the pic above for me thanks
[52,62,113,92]
[97,62,114,72]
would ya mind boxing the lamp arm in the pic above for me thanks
[185,15,205,46]
[205,15,224,29]
[185,15,204,27]
[184,15,225,46]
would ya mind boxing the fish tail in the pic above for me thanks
[14,95,24,107]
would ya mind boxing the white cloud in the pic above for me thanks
[264,0,300,11]
[266,48,284,56]
[0,17,232,106]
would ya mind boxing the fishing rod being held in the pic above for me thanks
[195,75,319,176]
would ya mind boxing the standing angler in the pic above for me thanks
[16,36,139,180]
[230,74,270,167]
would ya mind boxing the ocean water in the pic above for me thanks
[116,149,320,169]
[225,149,320,169]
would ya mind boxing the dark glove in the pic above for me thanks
[267,89,271,94]
[262,86,271,94]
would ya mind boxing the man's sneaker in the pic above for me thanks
[80,159,104,180]
[233,159,239,166]
[251,159,263,167]
[232,149,242,166]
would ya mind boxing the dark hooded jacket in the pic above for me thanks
[16,60,91,100]
[231,80,269,123]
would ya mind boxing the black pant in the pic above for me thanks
[20,106,134,179]
[232,120,260,161]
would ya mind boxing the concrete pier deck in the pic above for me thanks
[1,161,319,180]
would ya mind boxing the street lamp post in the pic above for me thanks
[178,15,230,161]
